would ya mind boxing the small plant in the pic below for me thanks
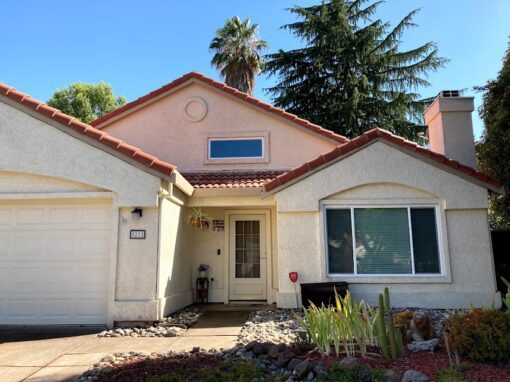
[446,308,510,363]
[436,367,469,382]
[197,264,209,276]
[502,277,510,312]
[297,290,378,357]
[375,288,404,360]
[187,208,212,229]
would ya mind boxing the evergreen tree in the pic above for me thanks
[265,0,447,140]
[210,17,268,95]
[476,41,510,230]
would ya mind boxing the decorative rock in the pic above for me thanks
[287,358,301,371]
[313,361,328,376]
[276,351,295,368]
[338,356,360,371]
[401,370,430,382]
[358,365,372,382]
[252,343,265,355]
[307,371,315,380]
[382,369,401,382]
[268,343,287,358]
[294,360,311,379]
[407,338,440,353]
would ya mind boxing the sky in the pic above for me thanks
[0,0,509,139]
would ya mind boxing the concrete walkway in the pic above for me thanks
[0,310,249,382]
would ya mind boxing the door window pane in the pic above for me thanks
[235,220,261,278]
[354,208,412,274]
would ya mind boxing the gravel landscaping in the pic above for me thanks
[97,306,201,338]
[79,306,510,382]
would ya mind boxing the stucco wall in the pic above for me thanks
[0,99,169,323]
[0,100,162,207]
[101,82,337,171]
[158,188,193,317]
[112,206,160,321]
[274,141,498,309]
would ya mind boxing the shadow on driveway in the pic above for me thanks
[0,325,105,344]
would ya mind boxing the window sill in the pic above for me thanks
[326,274,451,284]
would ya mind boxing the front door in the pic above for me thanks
[229,215,267,301]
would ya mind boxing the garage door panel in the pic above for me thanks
[16,207,46,225]
[0,209,12,225]
[0,201,111,325]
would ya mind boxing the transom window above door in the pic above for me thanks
[324,206,442,276]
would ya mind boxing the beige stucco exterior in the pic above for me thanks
[1,79,500,325]
[273,141,499,308]
[100,81,337,171]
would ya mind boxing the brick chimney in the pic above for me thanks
[423,90,477,169]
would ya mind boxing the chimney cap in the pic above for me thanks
[437,90,461,98]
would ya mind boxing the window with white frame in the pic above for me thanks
[208,137,264,159]
[324,206,441,276]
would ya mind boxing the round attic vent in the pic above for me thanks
[184,97,208,122]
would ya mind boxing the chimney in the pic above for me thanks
[423,91,477,169]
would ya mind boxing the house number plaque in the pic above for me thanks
[130,230,146,239]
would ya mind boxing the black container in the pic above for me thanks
[300,282,349,307]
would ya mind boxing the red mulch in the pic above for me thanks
[96,353,223,382]
[302,341,510,382]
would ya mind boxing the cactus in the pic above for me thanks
[395,327,404,357]
[377,293,390,359]
[384,287,398,359]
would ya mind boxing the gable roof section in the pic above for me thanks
[264,128,503,194]
[90,71,349,144]
[0,82,177,179]
[182,170,286,189]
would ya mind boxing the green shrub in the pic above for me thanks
[297,291,378,357]
[148,361,277,382]
[436,367,468,382]
[317,363,386,382]
[502,277,510,311]
[446,308,510,363]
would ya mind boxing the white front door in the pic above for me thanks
[229,215,267,301]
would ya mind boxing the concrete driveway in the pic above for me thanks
[0,311,248,382]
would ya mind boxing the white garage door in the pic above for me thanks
[0,200,111,325]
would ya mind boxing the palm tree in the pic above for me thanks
[210,16,268,95]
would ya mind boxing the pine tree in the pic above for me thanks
[265,0,447,141]
[476,41,510,230]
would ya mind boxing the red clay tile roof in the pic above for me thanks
[0,82,177,177]
[182,170,287,189]
[90,72,349,144]
[264,128,503,193]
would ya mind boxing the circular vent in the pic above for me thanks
[184,97,208,122]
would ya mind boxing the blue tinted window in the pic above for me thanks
[209,139,263,159]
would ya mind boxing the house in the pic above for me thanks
[0,72,503,327]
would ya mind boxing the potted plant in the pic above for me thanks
[198,264,209,278]
[187,208,212,229]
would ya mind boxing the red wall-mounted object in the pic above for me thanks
[289,272,299,283]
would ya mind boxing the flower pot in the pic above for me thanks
[198,271,207,278]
